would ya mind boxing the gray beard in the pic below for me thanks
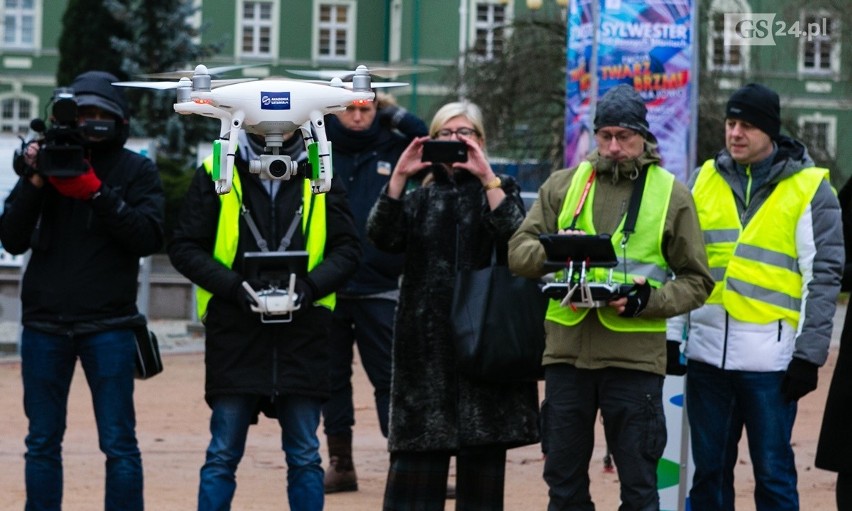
[596,156,642,184]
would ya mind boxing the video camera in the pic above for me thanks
[13,87,117,178]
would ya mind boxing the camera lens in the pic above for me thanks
[52,98,77,125]
[268,159,288,178]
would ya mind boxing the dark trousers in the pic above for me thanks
[839,472,852,511]
[383,448,507,511]
[322,297,393,438]
[542,364,666,511]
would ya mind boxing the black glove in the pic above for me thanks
[618,280,651,317]
[293,278,317,313]
[781,357,819,402]
[377,105,406,129]
[665,340,687,376]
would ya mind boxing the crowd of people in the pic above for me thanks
[2,69,850,511]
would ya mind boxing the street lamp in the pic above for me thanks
[526,0,568,9]
[526,0,568,21]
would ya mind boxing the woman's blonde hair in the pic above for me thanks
[428,101,486,145]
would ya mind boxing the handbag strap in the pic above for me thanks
[455,224,499,271]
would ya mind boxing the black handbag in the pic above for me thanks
[133,325,163,380]
[450,249,548,382]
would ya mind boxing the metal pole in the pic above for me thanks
[137,256,152,317]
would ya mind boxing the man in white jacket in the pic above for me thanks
[673,83,843,511]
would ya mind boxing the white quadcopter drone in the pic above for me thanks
[114,64,407,195]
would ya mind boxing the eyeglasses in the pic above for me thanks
[436,127,479,138]
[595,130,638,145]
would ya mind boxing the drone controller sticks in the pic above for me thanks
[286,273,298,309]
[242,281,264,309]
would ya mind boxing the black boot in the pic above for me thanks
[324,434,358,493]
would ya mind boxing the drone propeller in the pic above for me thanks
[287,64,435,81]
[113,78,256,90]
[137,64,264,80]
[304,78,409,90]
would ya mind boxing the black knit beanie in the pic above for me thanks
[726,83,781,139]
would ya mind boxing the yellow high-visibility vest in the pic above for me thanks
[545,161,673,332]
[195,156,333,320]
[693,159,829,327]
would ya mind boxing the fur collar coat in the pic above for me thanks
[367,167,540,452]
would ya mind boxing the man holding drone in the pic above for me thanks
[168,127,360,511]
[508,84,712,510]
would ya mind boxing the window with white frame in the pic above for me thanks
[799,11,839,74]
[706,0,748,73]
[2,0,37,50]
[239,0,275,57]
[798,113,836,159]
[472,1,509,60]
[315,0,355,62]
[0,95,34,134]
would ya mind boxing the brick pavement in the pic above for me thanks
[0,310,843,510]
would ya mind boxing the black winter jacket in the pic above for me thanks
[815,176,852,472]
[168,156,360,405]
[0,145,164,333]
[367,167,540,452]
[325,111,427,296]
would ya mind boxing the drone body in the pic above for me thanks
[115,64,404,195]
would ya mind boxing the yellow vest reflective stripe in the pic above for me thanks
[693,160,829,326]
[545,161,673,332]
[195,156,334,320]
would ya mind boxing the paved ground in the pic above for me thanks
[0,311,844,510]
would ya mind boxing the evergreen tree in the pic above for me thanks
[445,17,567,187]
[56,0,131,85]
[105,0,222,160]
[56,0,224,245]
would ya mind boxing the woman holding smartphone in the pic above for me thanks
[367,101,540,510]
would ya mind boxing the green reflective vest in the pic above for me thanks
[693,159,829,327]
[195,156,334,320]
[545,161,673,332]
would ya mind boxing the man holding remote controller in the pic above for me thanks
[508,84,713,510]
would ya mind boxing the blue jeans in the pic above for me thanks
[21,327,142,511]
[323,297,393,438]
[198,393,324,511]
[687,360,799,511]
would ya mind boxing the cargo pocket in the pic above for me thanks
[642,392,667,461]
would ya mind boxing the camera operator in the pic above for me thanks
[0,70,165,511]
[168,128,360,510]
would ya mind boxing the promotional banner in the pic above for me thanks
[565,1,696,509]
[564,0,596,169]
[565,0,695,182]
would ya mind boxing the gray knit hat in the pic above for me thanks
[594,84,654,141]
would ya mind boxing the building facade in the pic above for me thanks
[0,0,848,178]
[702,0,850,181]
[0,0,526,133]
